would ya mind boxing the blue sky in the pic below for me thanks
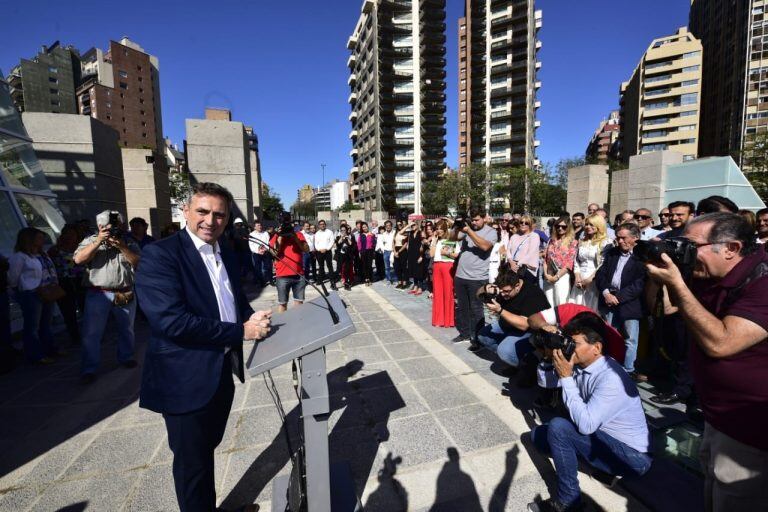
[3,0,690,204]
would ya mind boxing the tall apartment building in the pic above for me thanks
[618,27,702,164]
[690,0,768,169]
[76,37,163,151]
[458,0,541,171]
[585,110,620,162]
[347,0,447,215]
[7,41,81,114]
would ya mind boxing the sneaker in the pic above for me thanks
[527,498,580,512]
[450,335,469,344]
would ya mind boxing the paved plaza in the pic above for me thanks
[0,282,700,511]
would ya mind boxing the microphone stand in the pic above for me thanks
[248,234,340,324]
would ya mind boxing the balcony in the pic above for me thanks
[362,0,374,12]
[490,109,512,119]
[347,34,359,50]
[395,160,415,168]
[393,138,414,147]
[348,92,358,104]
[349,111,358,121]
[347,54,356,68]
[348,73,357,86]
[349,129,359,139]
[350,148,359,157]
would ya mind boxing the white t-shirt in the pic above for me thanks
[249,230,270,255]
[314,229,335,251]
[302,230,315,252]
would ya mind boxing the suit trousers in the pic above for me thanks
[163,357,234,512]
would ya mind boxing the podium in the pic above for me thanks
[246,291,359,512]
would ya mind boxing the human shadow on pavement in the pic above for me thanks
[489,445,520,511]
[363,453,408,511]
[221,359,405,509]
[428,447,483,512]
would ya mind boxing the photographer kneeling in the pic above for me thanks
[474,267,550,375]
[527,320,651,512]
[644,212,768,512]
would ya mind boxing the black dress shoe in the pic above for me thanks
[527,498,579,512]
[650,391,684,405]
[450,335,469,343]
[467,342,482,352]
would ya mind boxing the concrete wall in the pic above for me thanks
[185,118,254,224]
[626,150,683,215]
[23,112,126,223]
[121,148,172,237]
[609,168,629,215]
[566,164,609,215]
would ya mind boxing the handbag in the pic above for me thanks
[37,283,66,303]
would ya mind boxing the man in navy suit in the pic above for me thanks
[136,183,270,512]
[595,222,647,382]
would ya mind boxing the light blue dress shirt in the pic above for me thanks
[560,356,650,453]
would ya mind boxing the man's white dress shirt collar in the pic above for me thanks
[186,227,237,325]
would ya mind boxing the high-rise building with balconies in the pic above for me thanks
[586,110,621,163]
[618,27,702,163]
[347,0,447,215]
[458,0,541,173]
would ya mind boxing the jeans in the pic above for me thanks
[532,417,652,507]
[276,276,306,305]
[252,253,273,285]
[237,250,253,278]
[604,311,640,373]
[302,252,316,281]
[81,289,136,375]
[15,289,55,362]
[383,250,394,282]
[453,277,486,341]
[477,320,533,367]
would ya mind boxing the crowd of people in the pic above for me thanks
[2,192,767,512]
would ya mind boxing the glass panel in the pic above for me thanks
[0,81,27,137]
[0,141,51,192]
[0,191,23,256]
[14,193,65,242]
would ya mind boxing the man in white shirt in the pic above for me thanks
[300,221,316,282]
[313,220,337,290]
[248,221,272,287]
[633,208,662,241]
[757,208,768,245]
[377,220,396,284]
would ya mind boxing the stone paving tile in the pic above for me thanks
[339,332,381,349]
[434,404,518,453]
[365,319,401,332]
[64,422,166,478]
[17,429,101,486]
[375,414,452,468]
[245,376,300,409]
[349,361,409,390]
[232,406,298,451]
[343,345,392,365]
[376,328,415,343]
[30,471,138,512]
[383,341,430,360]
[360,383,426,422]
[126,463,179,511]
[0,483,41,512]
[397,357,451,382]
[412,376,480,412]
[106,397,164,429]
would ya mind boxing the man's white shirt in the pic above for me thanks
[249,230,270,255]
[186,227,238,328]
[302,230,316,252]
[314,228,335,251]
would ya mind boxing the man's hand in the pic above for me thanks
[249,310,272,328]
[486,299,502,314]
[96,226,110,244]
[509,260,520,273]
[244,319,270,341]
[541,324,558,334]
[552,349,574,378]
[604,293,620,307]
[461,224,471,233]
[645,253,685,289]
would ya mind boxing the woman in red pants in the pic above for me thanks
[430,220,459,327]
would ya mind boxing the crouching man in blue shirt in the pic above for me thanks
[527,321,652,512]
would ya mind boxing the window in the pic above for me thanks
[50,100,59,107]
[646,88,670,97]
[644,117,669,125]
[140,110,145,116]
[680,110,697,117]
[48,77,58,84]
[643,130,667,138]
[142,133,147,138]
[645,74,671,84]
[678,124,697,131]
[48,66,58,73]
[119,70,128,78]
[119,82,128,90]
[681,79,699,87]
[683,51,701,59]
[683,155,695,161]
[106,90,111,97]
[138,88,144,93]
[49,88,58,95]
[642,143,668,151]
[106,102,111,108]
[491,122,508,132]
[682,65,700,73]
[678,138,696,144]
[681,93,698,105]
[137,65,143,71]
[645,101,669,110]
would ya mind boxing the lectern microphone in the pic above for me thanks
[248,235,340,324]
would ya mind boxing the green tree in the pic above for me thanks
[168,170,191,203]
[738,132,768,203]
[291,199,315,219]
[338,200,362,212]
[421,166,486,215]
[261,185,285,220]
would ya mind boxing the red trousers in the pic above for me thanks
[432,261,455,327]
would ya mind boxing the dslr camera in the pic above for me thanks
[531,330,577,361]
[453,217,466,231]
[278,212,294,236]
[108,212,123,238]
[481,285,499,305]
[634,237,697,278]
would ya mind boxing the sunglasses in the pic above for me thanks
[659,213,670,218]
[584,223,594,227]
[555,225,567,229]
[520,222,531,226]
[633,215,651,220]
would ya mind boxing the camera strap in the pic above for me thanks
[720,261,768,315]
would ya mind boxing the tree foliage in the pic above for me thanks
[261,185,285,220]
[291,199,315,219]
[338,200,362,212]
[739,132,768,203]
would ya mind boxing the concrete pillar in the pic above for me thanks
[566,164,609,215]
[121,148,172,237]
[609,168,629,215]
[626,150,683,215]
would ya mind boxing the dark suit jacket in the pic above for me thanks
[136,230,254,414]
[595,246,647,320]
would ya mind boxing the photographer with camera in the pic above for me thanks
[269,213,310,313]
[644,212,768,512]
[452,208,499,345]
[474,267,550,373]
[594,223,647,381]
[527,319,651,512]
[74,210,141,383]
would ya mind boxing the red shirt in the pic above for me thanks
[270,232,306,277]
[690,250,768,450]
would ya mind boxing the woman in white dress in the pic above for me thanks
[568,214,611,311]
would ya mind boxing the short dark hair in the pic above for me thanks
[15,227,45,254]
[469,208,486,218]
[616,222,640,239]
[385,220,393,226]
[565,311,606,341]
[190,182,234,210]
[687,212,757,256]
[129,217,147,227]
[495,266,521,288]
[668,200,695,214]
[696,195,739,216]
[572,212,585,219]
[756,208,768,217]
[563,324,604,349]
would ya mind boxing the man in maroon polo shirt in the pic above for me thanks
[645,212,768,512]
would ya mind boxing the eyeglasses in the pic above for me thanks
[633,215,651,220]
[659,213,670,218]
[520,221,531,226]
[555,225,567,229]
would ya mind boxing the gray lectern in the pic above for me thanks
[246,291,359,512]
